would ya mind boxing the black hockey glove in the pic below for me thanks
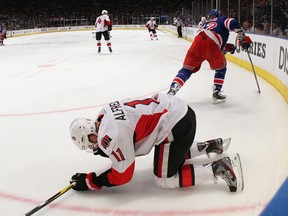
[70,172,100,191]
[70,173,89,191]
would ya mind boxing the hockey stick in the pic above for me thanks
[24,183,75,216]
[245,48,261,93]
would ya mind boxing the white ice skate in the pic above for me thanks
[212,153,244,192]
[212,90,226,104]
[197,138,231,158]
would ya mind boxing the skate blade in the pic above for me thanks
[206,138,231,158]
[212,98,226,104]
[231,153,244,192]
[222,138,231,152]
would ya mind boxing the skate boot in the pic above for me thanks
[197,138,231,158]
[212,90,226,104]
[167,82,181,96]
[97,47,101,53]
[108,47,113,53]
[210,154,244,192]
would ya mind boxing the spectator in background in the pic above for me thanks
[255,23,264,34]
[272,20,284,37]
[231,12,238,21]
[263,22,271,35]
[242,20,253,33]
[282,10,288,36]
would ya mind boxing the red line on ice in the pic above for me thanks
[0,89,167,117]
[0,190,266,215]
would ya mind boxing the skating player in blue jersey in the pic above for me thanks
[167,9,252,104]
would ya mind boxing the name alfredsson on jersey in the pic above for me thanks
[109,101,126,120]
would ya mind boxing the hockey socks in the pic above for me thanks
[168,68,192,95]
[214,67,227,91]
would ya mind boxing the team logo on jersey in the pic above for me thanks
[204,21,217,30]
[101,135,112,149]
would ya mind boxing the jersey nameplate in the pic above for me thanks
[109,101,126,120]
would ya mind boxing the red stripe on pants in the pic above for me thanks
[180,164,194,187]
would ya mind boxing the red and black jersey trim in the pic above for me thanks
[97,162,135,187]
[179,164,195,187]
[97,169,116,187]
[86,172,102,190]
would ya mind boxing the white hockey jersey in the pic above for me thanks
[95,14,111,32]
[145,20,158,29]
[95,93,188,187]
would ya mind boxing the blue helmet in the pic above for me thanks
[208,9,221,18]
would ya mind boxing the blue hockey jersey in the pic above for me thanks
[201,16,242,49]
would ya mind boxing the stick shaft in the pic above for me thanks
[24,184,74,216]
[246,49,261,93]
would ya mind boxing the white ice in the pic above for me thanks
[0,30,287,216]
